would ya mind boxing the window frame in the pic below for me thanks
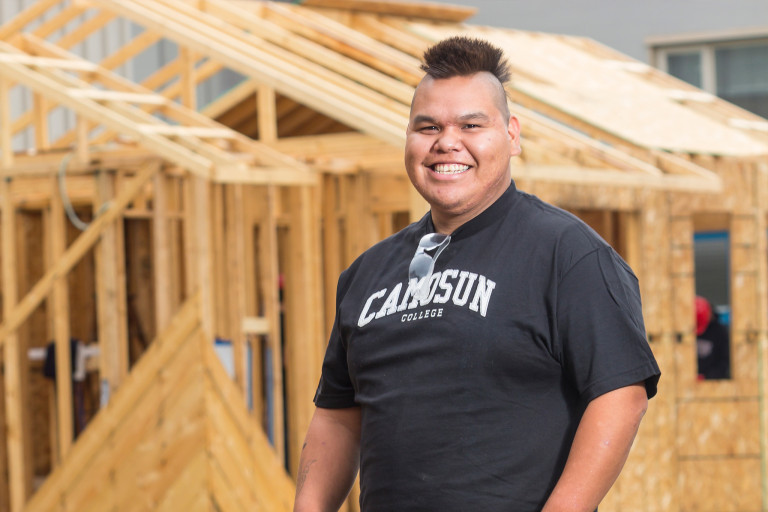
[648,27,768,109]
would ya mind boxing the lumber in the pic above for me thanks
[0,77,13,168]
[153,171,172,333]
[1,177,31,512]
[261,185,285,463]
[0,53,98,71]
[66,89,169,105]
[297,0,477,22]
[94,169,129,406]
[49,173,74,459]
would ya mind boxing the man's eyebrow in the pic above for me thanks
[411,114,437,125]
[457,112,490,122]
[411,112,490,125]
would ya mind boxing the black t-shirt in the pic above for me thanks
[315,182,660,511]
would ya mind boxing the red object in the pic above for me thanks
[695,296,712,336]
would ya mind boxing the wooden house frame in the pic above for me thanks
[0,0,766,510]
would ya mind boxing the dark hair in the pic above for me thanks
[421,36,511,85]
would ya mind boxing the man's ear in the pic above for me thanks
[508,115,522,156]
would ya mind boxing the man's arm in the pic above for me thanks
[542,382,649,512]
[293,406,362,512]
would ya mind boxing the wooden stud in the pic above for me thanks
[257,85,277,143]
[225,184,248,397]
[178,47,197,110]
[49,172,74,460]
[1,176,32,511]
[152,170,172,333]
[260,185,285,462]
[94,168,129,408]
[0,76,14,168]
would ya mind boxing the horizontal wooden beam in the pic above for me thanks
[297,0,477,22]
[0,53,98,71]
[512,164,722,192]
[66,89,169,105]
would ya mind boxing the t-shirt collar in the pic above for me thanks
[423,180,517,241]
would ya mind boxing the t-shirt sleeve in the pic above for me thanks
[314,272,358,409]
[557,246,660,403]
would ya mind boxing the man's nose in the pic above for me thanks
[435,126,462,151]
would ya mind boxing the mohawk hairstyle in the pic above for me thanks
[421,36,511,85]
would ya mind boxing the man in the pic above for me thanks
[294,36,660,512]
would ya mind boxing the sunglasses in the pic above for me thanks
[409,233,451,299]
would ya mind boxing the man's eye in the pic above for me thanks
[419,126,438,132]
[463,124,480,129]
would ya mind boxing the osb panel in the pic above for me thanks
[676,342,759,399]
[731,342,759,395]
[674,341,699,395]
[671,276,696,335]
[679,457,762,512]
[676,400,761,457]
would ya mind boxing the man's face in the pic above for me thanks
[405,72,521,231]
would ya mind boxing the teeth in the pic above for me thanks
[433,163,470,174]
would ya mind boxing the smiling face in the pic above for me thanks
[405,72,521,234]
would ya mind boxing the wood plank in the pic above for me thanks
[136,125,235,138]
[32,93,49,150]
[257,85,277,143]
[0,54,98,71]
[0,77,13,168]
[152,171,172,333]
[66,89,168,105]
[210,184,226,342]
[283,186,324,474]
[261,185,285,462]
[1,177,31,512]
[179,47,197,110]
[49,174,74,459]
[226,185,248,396]
[298,0,476,22]
[189,176,214,338]
[94,169,128,407]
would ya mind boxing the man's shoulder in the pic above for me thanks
[511,190,608,250]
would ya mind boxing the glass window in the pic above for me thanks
[715,43,768,117]
[693,231,731,380]
[667,51,703,88]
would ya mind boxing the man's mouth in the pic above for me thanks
[431,163,470,174]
